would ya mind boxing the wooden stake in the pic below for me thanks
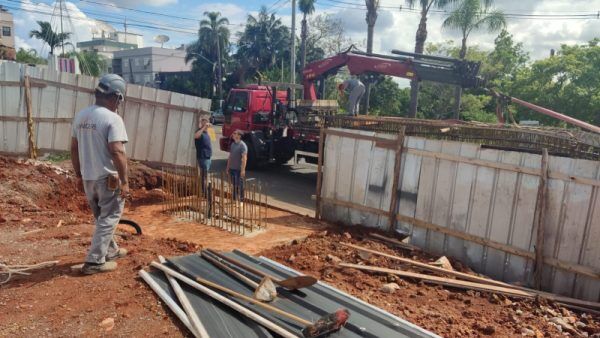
[24,76,37,159]
[534,148,549,290]
[387,127,405,232]
[315,127,325,220]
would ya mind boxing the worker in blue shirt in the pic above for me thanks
[194,115,212,195]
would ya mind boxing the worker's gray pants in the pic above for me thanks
[346,84,366,116]
[83,178,124,264]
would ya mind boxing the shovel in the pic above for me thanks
[206,248,317,290]
[201,250,277,302]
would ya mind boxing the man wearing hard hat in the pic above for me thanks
[71,74,129,274]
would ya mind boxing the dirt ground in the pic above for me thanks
[1,156,599,337]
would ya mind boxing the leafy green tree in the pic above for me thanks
[186,12,230,99]
[442,0,505,118]
[236,6,290,82]
[368,77,410,116]
[299,0,316,71]
[29,21,71,55]
[405,0,457,117]
[484,29,529,90]
[510,40,600,125]
[72,51,106,76]
[16,48,47,65]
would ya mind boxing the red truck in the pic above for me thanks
[219,48,484,168]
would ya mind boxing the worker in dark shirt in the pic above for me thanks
[194,115,212,195]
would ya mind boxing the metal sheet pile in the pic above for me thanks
[139,249,438,338]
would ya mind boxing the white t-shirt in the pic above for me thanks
[71,105,128,181]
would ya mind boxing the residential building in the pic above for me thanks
[112,47,191,86]
[76,30,142,73]
[0,6,15,60]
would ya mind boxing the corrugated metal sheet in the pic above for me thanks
[0,61,211,166]
[320,128,600,301]
[148,250,438,337]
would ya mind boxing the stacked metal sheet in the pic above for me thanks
[141,250,439,338]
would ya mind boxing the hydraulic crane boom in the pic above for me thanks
[302,48,484,100]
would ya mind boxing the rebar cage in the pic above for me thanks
[161,166,268,235]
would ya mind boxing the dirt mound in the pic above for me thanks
[128,162,163,190]
[261,229,600,337]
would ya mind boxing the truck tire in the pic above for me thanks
[245,140,259,170]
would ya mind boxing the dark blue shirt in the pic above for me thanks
[194,129,212,160]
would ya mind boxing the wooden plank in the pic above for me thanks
[339,263,600,310]
[504,153,540,284]
[315,127,325,219]
[322,197,389,217]
[484,150,523,280]
[324,128,396,148]
[349,130,376,226]
[387,128,405,232]
[24,76,36,159]
[552,158,597,295]
[340,242,516,288]
[396,213,600,280]
[368,233,416,251]
[396,137,424,236]
[534,149,549,289]
[407,147,600,187]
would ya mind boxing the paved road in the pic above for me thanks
[209,127,317,214]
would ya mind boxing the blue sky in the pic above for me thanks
[3,0,600,60]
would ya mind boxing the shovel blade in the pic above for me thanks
[276,276,318,290]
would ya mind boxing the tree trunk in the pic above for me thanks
[300,14,308,71]
[408,10,428,118]
[363,3,377,115]
[216,35,223,102]
[453,37,468,120]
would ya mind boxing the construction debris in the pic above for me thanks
[141,250,437,337]
[430,256,453,271]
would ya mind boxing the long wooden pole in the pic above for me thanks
[150,263,297,338]
[534,148,549,290]
[315,127,326,219]
[24,76,37,159]
[158,256,209,338]
[387,127,405,232]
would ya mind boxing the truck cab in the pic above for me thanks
[220,85,293,167]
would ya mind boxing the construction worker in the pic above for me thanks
[338,77,366,116]
[226,130,247,201]
[194,115,212,195]
[71,74,129,275]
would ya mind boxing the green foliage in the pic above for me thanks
[509,40,600,125]
[72,51,107,76]
[368,77,410,116]
[45,152,70,163]
[29,21,71,55]
[460,94,496,122]
[16,48,47,65]
[483,29,529,90]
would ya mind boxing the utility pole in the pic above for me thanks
[59,0,65,55]
[216,33,223,103]
[290,0,296,107]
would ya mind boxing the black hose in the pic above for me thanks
[118,218,142,235]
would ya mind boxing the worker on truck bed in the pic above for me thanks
[194,115,212,195]
[70,74,129,275]
[338,77,366,116]
[226,130,247,201]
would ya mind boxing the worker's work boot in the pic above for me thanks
[81,261,117,275]
[106,248,128,261]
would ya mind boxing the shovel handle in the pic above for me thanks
[158,261,311,326]
[206,249,274,281]
[201,251,258,289]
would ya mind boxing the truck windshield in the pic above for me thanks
[227,91,249,113]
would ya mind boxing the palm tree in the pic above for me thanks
[72,51,107,77]
[363,0,380,114]
[29,21,71,55]
[236,7,290,78]
[186,12,230,99]
[406,0,457,117]
[299,0,316,71]
[442,0,505,118]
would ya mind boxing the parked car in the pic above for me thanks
[210,109,224,125]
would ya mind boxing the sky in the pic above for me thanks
[3,0,600,61]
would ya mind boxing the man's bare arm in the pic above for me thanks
[108,141,128,188]
[70,137,81,177]
[240,153,247,177]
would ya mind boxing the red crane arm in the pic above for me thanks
[302,52,417,100]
